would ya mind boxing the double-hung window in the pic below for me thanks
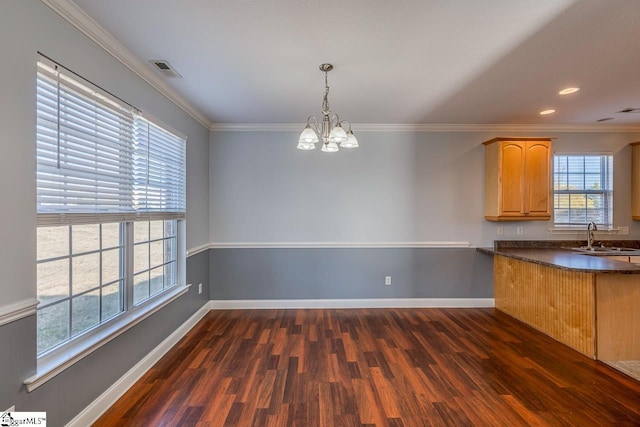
[553,154,613,227]
[35,55,186,358]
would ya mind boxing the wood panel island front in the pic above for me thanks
[480,242,640,365]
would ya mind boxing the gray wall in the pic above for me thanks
[210,248,493,299]
[208,129,640,300]
[0,1,210,424]
[209,130,640,246]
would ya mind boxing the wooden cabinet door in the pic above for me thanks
[500,142,525,216]
[524,141,551,217]
[483,137,552,221]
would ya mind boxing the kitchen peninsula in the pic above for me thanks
[479,241,640,371]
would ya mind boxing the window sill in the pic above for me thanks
[24,284,190,392]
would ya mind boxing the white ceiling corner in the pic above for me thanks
[40,0,212,129]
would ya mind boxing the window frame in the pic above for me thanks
[552,153,613,228]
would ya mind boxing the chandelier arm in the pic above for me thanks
[340,120,352,132]
[306,116,321,135]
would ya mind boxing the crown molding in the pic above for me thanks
[210,122,640,132]
[40,0,212,129]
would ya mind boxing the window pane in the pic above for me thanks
[150,267,164,296]
[150,240,164,268]
[164,220,176,237]
[102,281,122,321]
[567,157,584,173]
[555,194,570,209]
[150,220,164,240]
[102,248,121,284]
[37,226,69,260]
[72,224,100,254]
[72,253,100,294]
[554,173,568,191]
[134,221,149,243]
[164,261,176,288]
[71,290,100,336]
[133,272,149,304]
[587,194,603,209]
[101,223,121,249]
[37,301,69,354]
[37,259,69,305]
[134,243,149,273]
[164,237,176,264]
[569,208,586,224]
[554,209,569,224]
[567,174,584,190]
[584,157,600,172]
[587,209,604,223]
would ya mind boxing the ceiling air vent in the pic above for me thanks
[149,60,182,78]
[617,107,640,113]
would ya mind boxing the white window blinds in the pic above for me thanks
[133,117,186,218]
[36,56,186,226]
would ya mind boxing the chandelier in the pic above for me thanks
[297,63,358,152]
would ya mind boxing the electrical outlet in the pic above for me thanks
[385,276,392,286]
[516,226,524,235]
[497,226,504,235]
[619,226,629,235]
[198,283,203,294]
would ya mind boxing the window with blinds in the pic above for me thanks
[553,154,613,226]
[36,57,186,226]
[35,54,186,357]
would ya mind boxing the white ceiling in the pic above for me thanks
[69,0,640,126]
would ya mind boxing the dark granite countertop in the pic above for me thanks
[476,241,640,274]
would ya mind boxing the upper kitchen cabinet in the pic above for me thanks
[632,142,640,220]
[484,137,552,221]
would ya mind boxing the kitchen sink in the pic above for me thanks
[569,246,640,255]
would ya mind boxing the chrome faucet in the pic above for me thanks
[586,222,598,250]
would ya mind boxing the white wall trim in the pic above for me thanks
[0,298,39,327]
[40,0,212,129]
[65,301,212,427]
[187,243,211,257]
[208,241,472,249]
[210,122,640,133]
[210,298,495,309]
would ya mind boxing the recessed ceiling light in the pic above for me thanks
[540,109,556,115]
[559,87,580,95]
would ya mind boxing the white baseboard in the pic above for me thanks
[66,302,211,427]
[210,298,495,309]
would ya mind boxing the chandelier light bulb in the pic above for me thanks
[321,141,340,153]
[341,130,359,148]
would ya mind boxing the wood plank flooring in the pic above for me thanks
[94,308,640,426]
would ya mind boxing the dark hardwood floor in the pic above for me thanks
[94,308,640,426]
